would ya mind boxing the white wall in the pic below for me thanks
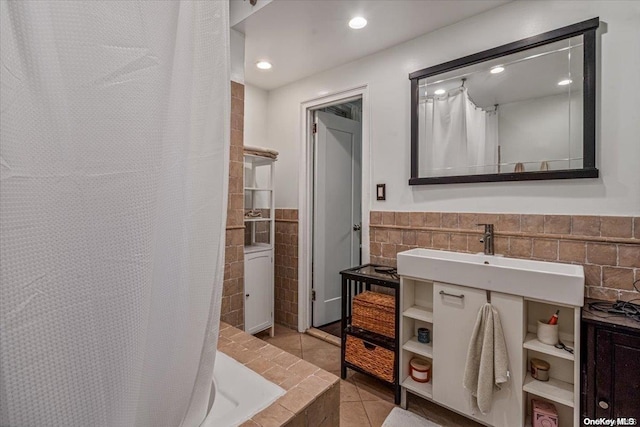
[244,84,269,147]
[265,1,640,215]
[499,92,583,170]
[230,28,245,84]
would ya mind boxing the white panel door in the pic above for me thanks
[244,249,273,334]
[433,282,524,426]
[432,282,488,415]
[313,111,361,327]
[470,291,523,427]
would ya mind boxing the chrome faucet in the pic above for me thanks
[477,223,495,255]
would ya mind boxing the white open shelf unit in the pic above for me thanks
[522,299,580,427]
[403,305,433,323]
[402,336,433,359]
[243,153,276,337]
[399,278,434,405]
[523,374,574,408]
[402,375,433,399]
[523,333,574,361]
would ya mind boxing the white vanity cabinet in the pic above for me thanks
[397,248,583,427]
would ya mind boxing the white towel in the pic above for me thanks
[243,145,279,158]
[463,303,509,414]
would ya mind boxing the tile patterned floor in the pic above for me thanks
[257,324,483,427]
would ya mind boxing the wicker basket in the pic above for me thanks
[352,291,396,338]
[345,335,395,382]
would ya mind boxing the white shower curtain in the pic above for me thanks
[0,1,229,426]
[420,87,498,176]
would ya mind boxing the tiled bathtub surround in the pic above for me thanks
[222,82,246,329]
[218,322,339,426]
[275,209,299,329]
[370,212,640,302]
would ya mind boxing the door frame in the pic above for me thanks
[298,85,370,332]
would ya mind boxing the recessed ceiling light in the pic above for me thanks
[256,61,272,70]
[349,17,367,29]
[558,79,572,86]
[434,89,446,95]
[490,66,505,74]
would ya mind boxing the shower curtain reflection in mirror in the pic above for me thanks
[419,87,498,177]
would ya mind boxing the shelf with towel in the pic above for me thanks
[402,336,433,359]
[243,217,272,222]
[523,373,574,407]
[523,333,574,361]
[402,305,433,323]
[244,187,273,191]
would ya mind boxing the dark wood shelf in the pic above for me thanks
[340,264,401,404]
[344,326,396,351]
[342,360,397,387]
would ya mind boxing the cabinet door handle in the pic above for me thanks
[439,290,464,299]
[245,293,250,298]
[598,399,609,409]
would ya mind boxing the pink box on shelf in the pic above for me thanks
[532,399,558,427]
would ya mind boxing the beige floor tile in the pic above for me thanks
[274,324,299,336]
[406,404,426,418]
[340,401,371,427]
[301,333,336,350]
[352,373,394,403]
[302,346,341,372]
[330,369,356,381]
[416,398,483,427]
[362,400,395,427]
[339,380,361,402]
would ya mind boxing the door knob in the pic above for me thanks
[598,399,609,409]
[353,224,361,231]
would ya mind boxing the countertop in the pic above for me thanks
[582,298,640,332]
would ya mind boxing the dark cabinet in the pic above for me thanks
[582,301,640,419]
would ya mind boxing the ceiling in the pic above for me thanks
[234,0,511,91]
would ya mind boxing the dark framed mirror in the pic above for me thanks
[409,18,599,185]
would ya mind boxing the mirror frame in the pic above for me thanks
[409,18,599,185]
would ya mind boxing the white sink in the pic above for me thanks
[397,248,584,306]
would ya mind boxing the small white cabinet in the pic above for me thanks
[243,153,275,336]
[244,249,273,335]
